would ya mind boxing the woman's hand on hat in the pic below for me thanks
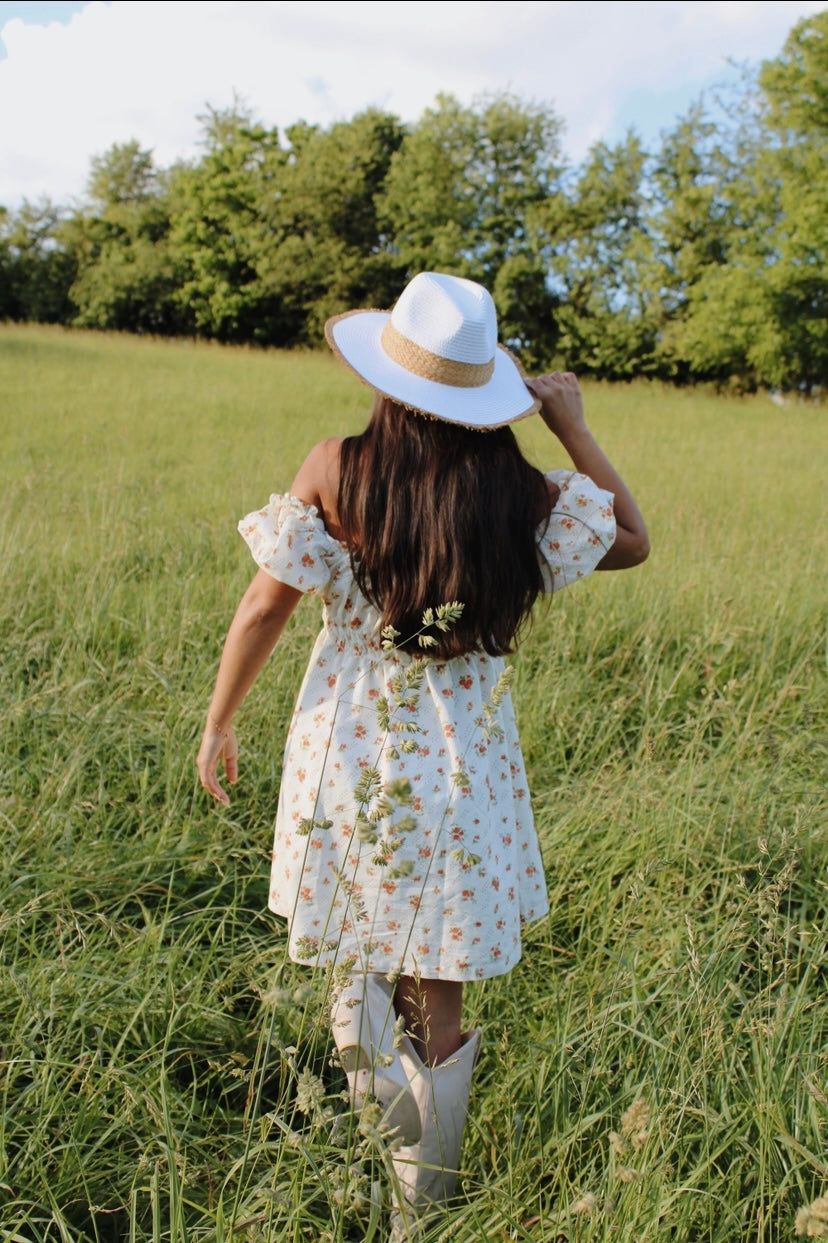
[527,371,587,439]
[527,372,588,444]
[197,718,239,807]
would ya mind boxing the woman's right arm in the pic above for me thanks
[197,438,341,806]
[527,372,650,570]
[197,571,302,805]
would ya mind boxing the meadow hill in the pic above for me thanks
[1,11,826,394]
[1,320,825,1239]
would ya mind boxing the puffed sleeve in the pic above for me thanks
[238,494,345,595]
[537,470,616,592]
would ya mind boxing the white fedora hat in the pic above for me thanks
[324,272,540,429]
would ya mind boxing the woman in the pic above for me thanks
[197,272,649,1238]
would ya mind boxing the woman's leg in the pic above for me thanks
[330,972,422,1142]
[394,975,463,1065]
[387,979,481,1238]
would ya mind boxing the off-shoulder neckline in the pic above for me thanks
[277,493,357,557]
[275,476,609,551]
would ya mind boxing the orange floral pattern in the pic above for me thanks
[238,471,614,981]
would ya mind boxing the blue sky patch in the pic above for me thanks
[0,1,91,58]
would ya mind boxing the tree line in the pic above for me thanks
[1,12,825,390]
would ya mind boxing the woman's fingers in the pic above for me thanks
[223,730,239,786]
[528,372,586,438]
[197,754,227,805]
[208,773,230,807]
[528,370,578,390]
[197,727,238,807]
[198,761,228,806]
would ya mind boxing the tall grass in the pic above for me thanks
[0,325,825,1242]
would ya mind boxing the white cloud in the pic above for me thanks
[0,0,823,206]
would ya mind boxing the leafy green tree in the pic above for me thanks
[550,133,661,377]
[0,207,11,319]
[669,12,828,389]
[757,11,828,387]
[379,93,565,367]
[68,141,183,333]
[0,200,76,322]
[761,10,828,135]
[166,104,286,342]
[647,104,744,380]
[87,140,156,208]
[253,109,406,344]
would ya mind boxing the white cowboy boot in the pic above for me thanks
[388,1029,482,1241]
[331,972,422,1144]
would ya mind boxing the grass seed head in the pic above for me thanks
[295,1068,326,1115]
[620,1098,651,1150]
[796,1196,828,1237]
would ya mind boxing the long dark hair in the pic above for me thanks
[337,395,552,658]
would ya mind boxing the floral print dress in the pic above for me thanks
[239,469,615,982]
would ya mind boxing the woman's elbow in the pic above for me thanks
[630,530,650,565]
[241,572,303,630]
[598,528,650,570]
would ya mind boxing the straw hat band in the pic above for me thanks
[380,320,494,389]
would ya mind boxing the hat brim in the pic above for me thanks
[325,309,540,429]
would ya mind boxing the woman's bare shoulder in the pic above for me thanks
[289,439,341,495]
[288,438,345,539]
[545,473,561,510]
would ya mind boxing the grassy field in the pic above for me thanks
[0,324,825,1243]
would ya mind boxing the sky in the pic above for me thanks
[0,0,825,208]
